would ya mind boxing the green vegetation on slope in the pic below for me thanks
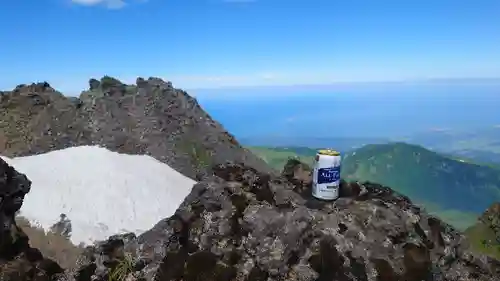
[465,221,500,259]
[465,203,500,259]
[341,142,500,215]
[248,146,317,171]
[419,201,479,231]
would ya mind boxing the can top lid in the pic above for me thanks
[317,149,340,156]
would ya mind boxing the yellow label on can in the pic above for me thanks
[317,149,340,156]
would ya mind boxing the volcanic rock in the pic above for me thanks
[0,77,272,179]
[465,202,500,259]
[281,158,313,195]
[479,202,500,243]
[282,158,312,183]
[0,157,64,281]
[0,82,86,156]
[74,162,500,281]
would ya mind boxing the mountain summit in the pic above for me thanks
[2,78,500,280]
[2,157,500,281]
[0,77,272,179]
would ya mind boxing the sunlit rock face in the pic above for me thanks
[74,161,500,281]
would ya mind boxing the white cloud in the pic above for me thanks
[72,0,102,5]
[258,72,282,81]
[223,0,257,2]
[71,0,127,9]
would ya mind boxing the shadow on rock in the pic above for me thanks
[73,160,500,281]
[0,157,64,281]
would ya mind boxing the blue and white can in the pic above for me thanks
[312,149,341,200]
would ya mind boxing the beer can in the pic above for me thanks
[312,149,341,200]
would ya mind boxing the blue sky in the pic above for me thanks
[1,0,499,93]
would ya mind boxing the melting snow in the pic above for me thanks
[1,146,196,245]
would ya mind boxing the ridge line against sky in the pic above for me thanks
[1,0,499,93]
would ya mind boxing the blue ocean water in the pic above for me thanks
[193,81,500,140]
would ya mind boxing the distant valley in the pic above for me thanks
[240,136,390,152]
[404,127,500,166]
[242,126,500,166]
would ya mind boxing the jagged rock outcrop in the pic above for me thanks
[0,82,87,156]
[0,157,64,281]
[75,76,271,179]
[479,202,500,243]
[0,77,272,179]
[75,162,500,281]
[282,158,312,185]
[465,202,500,259]
[50,213,73,239]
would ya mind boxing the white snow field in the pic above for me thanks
[1,146,196,245]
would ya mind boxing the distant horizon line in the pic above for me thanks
[185,76,500,91]
[2,76,500,95]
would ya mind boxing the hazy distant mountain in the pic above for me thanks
[341,143,500,214]
[405,127,500,165]
[241,136,389,151]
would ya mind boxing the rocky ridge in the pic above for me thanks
[1,146,500,280]
[479,202,500,242]
[0,77,272,179]
[72,160,500,281]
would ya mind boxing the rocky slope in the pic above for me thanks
[2,148,500,280]
[0,156,63,281]
[479,203,500,242]
[72,160,500,281]
[2,79,500,280]
[465,202,500,259]
[0,82,84,156]
[0,77,272,179]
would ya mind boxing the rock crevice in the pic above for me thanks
[75,162,500,281]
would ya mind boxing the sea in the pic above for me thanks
[192,80,500,142]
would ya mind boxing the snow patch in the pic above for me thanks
[1,146,196,246]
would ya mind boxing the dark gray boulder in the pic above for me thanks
[74,162,500,281]
[0,157,64,281]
